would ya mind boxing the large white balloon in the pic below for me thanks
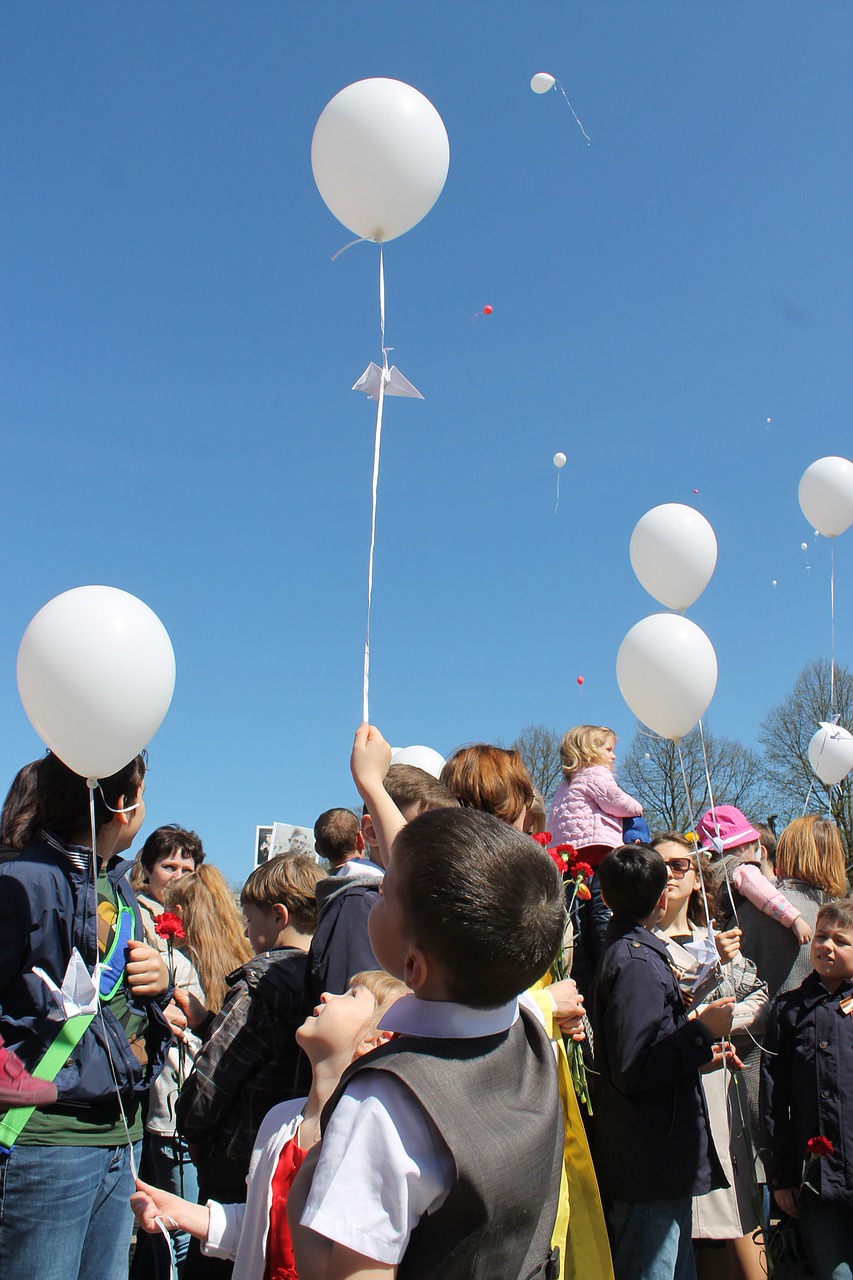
[530,73,556,94]
[17,586,176,779]
[616,614,718,740]
[798,456,853,538]
[389,745,446,778]
[630,504,718,610]
[808,721,853,786]
[311,78,450,243]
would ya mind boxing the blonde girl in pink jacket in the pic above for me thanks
[547,726,644,996]
[547,725,643,869]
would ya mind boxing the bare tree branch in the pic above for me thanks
[511,724,563,803]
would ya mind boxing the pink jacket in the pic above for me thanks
[547,765,643,851]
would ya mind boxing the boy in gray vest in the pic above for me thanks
[288,725,566,1280]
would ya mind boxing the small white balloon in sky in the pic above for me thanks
[530,72,556,94]
[772,579,778,588]
[801,542,808,551]
[553,451,567,468]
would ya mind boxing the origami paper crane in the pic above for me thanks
[353,362,423,402]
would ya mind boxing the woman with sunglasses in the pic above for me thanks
[651,832,769,1280]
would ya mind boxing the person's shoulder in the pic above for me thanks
[0,840,67,882]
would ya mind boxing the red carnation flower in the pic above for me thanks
[548,849,569,873]
[806,1136,834,1158]
[553,844,577,859]
[154,911,186,942]
[571,861,594,881]
[530,832,552,847]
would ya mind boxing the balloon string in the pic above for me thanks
[362,245,387,723]
[331,235,373,262]
[697,720,739,929]
[556,80,591,145]
[554,470,561,516]
[830,544,836,714]
[676,739,714,936]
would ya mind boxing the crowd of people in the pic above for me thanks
[0,720,850,1280]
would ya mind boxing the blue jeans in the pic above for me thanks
[0,1140,141,1280]
[607,1198,696,1280]
[799,1200,853,1280]
[131,1134,199,1278]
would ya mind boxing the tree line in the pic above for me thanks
[512,658,853,862]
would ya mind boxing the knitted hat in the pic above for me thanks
[696,805,761,854]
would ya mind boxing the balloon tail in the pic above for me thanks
[362,245,387,723]
[331,235,374,262]
[556,80,591,145]
[830,544,836,714]
[554,471,561,515]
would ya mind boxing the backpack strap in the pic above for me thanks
[0,1012,94,1150]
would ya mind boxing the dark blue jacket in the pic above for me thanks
[0,833,172,1122]
[308,873,380,1002]
[589,916,724,1202]
[760,971,853,1208]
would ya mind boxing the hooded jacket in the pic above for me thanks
[547,767,643,852]
[308,872,381,1002]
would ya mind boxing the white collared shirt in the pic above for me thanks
[300,996,518,1264]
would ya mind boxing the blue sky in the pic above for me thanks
[2,3,851,884]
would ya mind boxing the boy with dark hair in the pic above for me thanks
[590,844,734,1280]
[176,854,325,1209]
[314,806,381,879]
[308,766,459,1000]
[289,725,566,1280]
[0,752,172,1280]
[760,898,853,1277]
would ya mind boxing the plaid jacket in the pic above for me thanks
[175,947,311,1168]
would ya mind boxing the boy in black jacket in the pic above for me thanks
[760,898,853,1279]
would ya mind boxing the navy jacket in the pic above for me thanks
[308,873,380,1002]
[589,916,724,1202]
[0,834,172,1121]
[760,971,853,1208]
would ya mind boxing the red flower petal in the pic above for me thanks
[154,911,186,941]
[530,832,552,846]
[806,1135,834,1158]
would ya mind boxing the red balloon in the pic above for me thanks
[482,305,493,315]
[576,676,584,685]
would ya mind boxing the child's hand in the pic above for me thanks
[701,1041,745,1074]
[697,996,735,1041]
[173,986,210,1031]
[125,940,169,997]
[131,1177,210,1239]
[714,926,742,965]
[163,999,188,1043]
[350,723,393,800]
[547,978,586,1041]
[773,1188,799,1219]
[792,916,812,945]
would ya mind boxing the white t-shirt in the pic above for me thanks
[300,995,518,1264]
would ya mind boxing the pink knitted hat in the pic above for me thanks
[696,805,761,854]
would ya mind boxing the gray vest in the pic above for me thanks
[322,1007,563,1280]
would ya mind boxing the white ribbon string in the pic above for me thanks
[554,471,561,516]
[697,721,740,928]
[830,543,836,713]
[362,244,387,723]
[676,739,714,935]
[556,80,591,144]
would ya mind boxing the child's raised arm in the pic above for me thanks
[733,864,812,943]
[350,724,406,868]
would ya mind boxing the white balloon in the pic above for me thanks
[807,721,853,786]
[553,452,567,468]
[530,73,556,94]
[311,78,450,243]
[630,504,718,610]
[616,614,718,740]
[17,586,176,779]
[389,745,446,778]
[798,456,853,538]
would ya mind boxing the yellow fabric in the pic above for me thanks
[530,983,614,1280]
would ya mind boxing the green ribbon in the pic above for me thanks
[0,1012,94,1149]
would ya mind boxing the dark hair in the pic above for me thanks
[392,808,566,1009]
[816,899,853,935]
[137,824,205,876]
[0,760,42,850]
[440,745,534,825]
[598,844,667,921]
[754,823,777,871]
[314,808,360,864]
[241,854,325,932]
[35,752,147,842]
